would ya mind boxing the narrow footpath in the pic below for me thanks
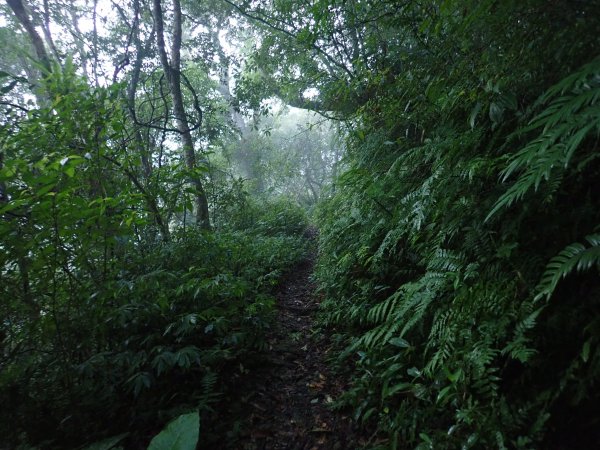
[231,232,364,449]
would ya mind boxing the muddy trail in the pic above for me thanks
[211,234,366,449]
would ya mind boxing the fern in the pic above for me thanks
[536,233,600,300]
[496,299,542,363]
[488,58,600,221]
[367,289,401,324]
[196,371,220,412]
[426,248,465,274]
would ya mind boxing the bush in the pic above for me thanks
[0,230,306,449]
[222,195,309,236]
[313,5,600,448]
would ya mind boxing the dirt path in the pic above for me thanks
[230,236,363,449]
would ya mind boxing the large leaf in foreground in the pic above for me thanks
[147,412,199,450]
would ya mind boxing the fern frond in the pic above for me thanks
[427,248,465,273]
[536,233,600,300]
[358,275,444,349]
[487,58,600,221]
[367,290,401,324]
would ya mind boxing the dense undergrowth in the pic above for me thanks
[0,67,308,449]
[2,0,600,448]
[310,1,600,449]
[1,228,306,448]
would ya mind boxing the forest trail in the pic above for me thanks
[227,229,363,449]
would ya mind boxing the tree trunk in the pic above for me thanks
[6,0,53,105]
[6,0,50,71]
[127,0,154,179]
[124,0,171,240]
[153,0,210,229]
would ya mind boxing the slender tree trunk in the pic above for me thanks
[92,0,99,86]
[0,152,6,204]
[153,0,210,229]
[6,0,53,106]
[127,0,154,179]
[41,0,60,60]
[305,173,319,203]
[69,9,90,79]
[6,0,50,71]
[124,0,171,240]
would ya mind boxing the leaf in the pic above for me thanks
[127,371,152,397]
[384,382,413,398]
[582,340,591,363]
[436,385,453,404]
[407,367,421,377]
[389,337,410,348]
[535,233,600,300]
[489,102,503,124]
[419,432,433,443]
[1,79,19,94]
[83,433,128,450]
[487,58,600,221]
[0,199,27,215]
[147,412,199,450]
[468,102,482,129]
[36,182,57,197]
[446,368,463,383]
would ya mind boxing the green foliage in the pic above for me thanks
[251,197,308,236]
[86,412,199,450]
[306,0,600,448]
[147,412,200,450]
[0,65,308,449]
[0,224,306,448]
[488,57,600,220]
[2,0,599,448]
[536,233,600,301]
[220,195,309,236]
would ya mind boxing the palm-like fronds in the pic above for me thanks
[488,58,600,220]
[536,233,600,300]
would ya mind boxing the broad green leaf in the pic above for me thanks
[384,382,413,398]
[83,433,128,450]
[147,412,199,450]
[407,367,421,377]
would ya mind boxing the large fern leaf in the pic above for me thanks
[536,234,600,300]
[487,58,600,221]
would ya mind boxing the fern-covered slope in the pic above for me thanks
[313,1,600,448]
